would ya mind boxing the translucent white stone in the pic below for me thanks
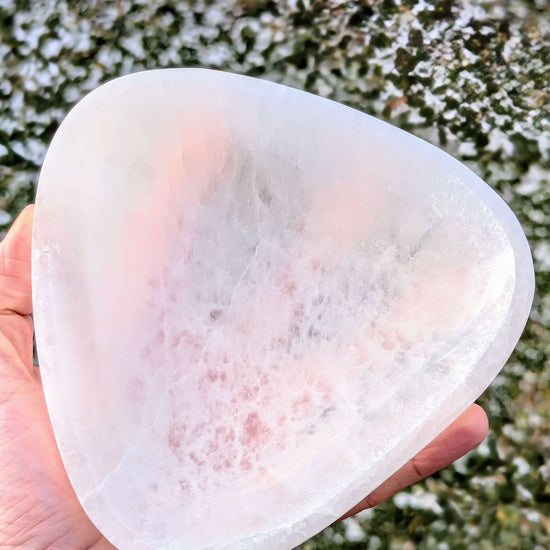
[32,69,534,550]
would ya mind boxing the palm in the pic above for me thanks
[0,206,488,548]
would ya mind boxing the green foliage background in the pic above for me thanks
[0,0,548,548]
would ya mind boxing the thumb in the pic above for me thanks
[0,205,34,316]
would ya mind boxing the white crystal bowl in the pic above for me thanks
[32,69,534,550]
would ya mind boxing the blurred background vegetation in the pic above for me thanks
[0,0,548,548]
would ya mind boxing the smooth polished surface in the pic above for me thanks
[32,69,534,550]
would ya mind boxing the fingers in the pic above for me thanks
[342,403,488,519]
[0,205,34,316]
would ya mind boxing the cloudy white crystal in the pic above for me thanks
[32,69,534,550]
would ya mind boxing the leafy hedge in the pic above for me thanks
[0,1,548,548]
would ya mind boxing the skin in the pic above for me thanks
[0,205,488,549]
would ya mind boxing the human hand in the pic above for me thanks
[0,206,487,547]
[0,205,115,549]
